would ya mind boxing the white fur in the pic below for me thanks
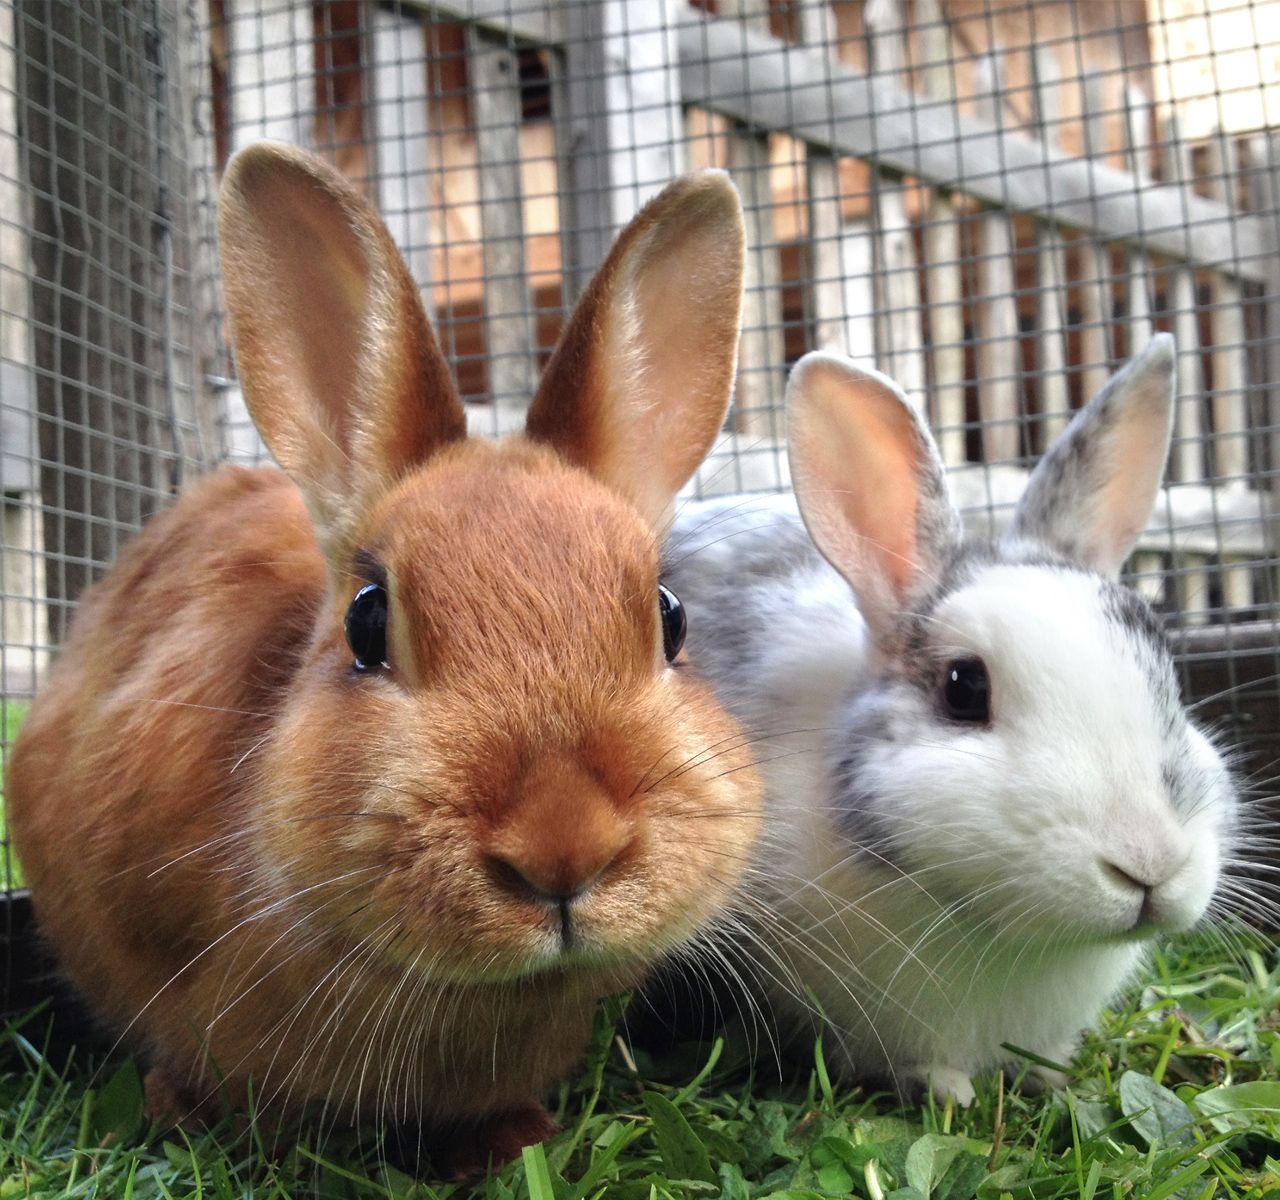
[669,509,1234,1098]
[666,338,1237,1100]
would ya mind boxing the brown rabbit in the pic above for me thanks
[6,143,760,1170]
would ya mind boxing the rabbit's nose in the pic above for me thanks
[486,758,634,902]
[486,852,612,905]
[1100,859,1156,894]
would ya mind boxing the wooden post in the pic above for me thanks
[223,0,314,149]
[720,0,786,437]
[917,0,966,463]
[468,26,538,426]
[1255,133,1280,605]
[1162,111,1209,621]
[176,0,227,470]
[973,51,1021,463]
[1119,85,1161,602]
[555,0,685,303]
[1075,71,1111,401]
[371,9,432,298]
[222,0,314,462]
[865,0,924,411]
[1203,126,1253,613]
[1030,47,1070,449]
[1120,85,1155,354]
[0,0,46,690]
[18,2,187,638]
[673,16,1271,279]
[795,1,875,372]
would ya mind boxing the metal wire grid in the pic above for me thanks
[201,0,1280,851]
[207,3,1280,587]
[1,0,1279,902]
[0,1,216,899]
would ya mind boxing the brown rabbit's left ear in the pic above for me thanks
[218,142,465,550]
[525,171,745,529]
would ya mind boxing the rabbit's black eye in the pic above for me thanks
[346,584,388,671]
[943,658,989,723]
[658,583,686,662]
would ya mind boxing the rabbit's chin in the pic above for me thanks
[421,940,646,986]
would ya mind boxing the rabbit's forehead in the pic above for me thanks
[378,449,656,592]
[929,565,1178,716]
[361,447,661,686]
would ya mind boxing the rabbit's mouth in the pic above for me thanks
[438,935,645,985]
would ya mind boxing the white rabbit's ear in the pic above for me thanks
[1008,334,1175,577]
[218,142,465,553]
[787,353,960,640]
[524,171,744,530]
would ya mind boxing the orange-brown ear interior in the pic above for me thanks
[525,171,745,529]
[218,143,464,545]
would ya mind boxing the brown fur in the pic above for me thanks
[6,145,758,1169]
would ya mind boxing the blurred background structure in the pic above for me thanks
[1,0,1279,915]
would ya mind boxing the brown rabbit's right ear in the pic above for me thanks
[218,143,465,550]
[524,171,744,529]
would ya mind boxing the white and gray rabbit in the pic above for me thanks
[665,335,1238,1102]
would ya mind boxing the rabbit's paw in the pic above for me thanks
[440,1103,559,1178]
[900,1065,976,1106]
[143,1065,208,1131]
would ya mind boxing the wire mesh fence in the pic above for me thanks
[2,0,1280,908]
[0,1,220,908]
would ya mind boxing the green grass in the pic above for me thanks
[0,699,28,889]
[0,932,1276,1198]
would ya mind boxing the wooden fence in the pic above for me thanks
[209,0,1280,630]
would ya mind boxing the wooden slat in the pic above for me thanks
[224,0,314,149]
[1163,112,1210,623]
[1164,115,1207,482]
[917,0,965,458]
[1252,133,1280,576]
[972,52,1021,464]
[0,0,32,492]
[555,0,685,301]
[1075,71,1111,401]
[1203,127,1254,612]
[721,0,785,439]
[222,0,314,464]
[1030,47,1070,449]
[552,5,610,302]
[687,447,1270,558]
[371,9,432,296]
[795,1,875,369]
[1116,88,1162,610]
[407,4,1279,280]
[413,3,1278,284]
[865,0,924,410]
[1204,129,1250,484]
[468,26,537,423]
[176,1,225,469]
[804,149,876,368]
[1120,86,1155,356]
[397,0,563,48]
[0,0,47,688]
[673,13,1274,282]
